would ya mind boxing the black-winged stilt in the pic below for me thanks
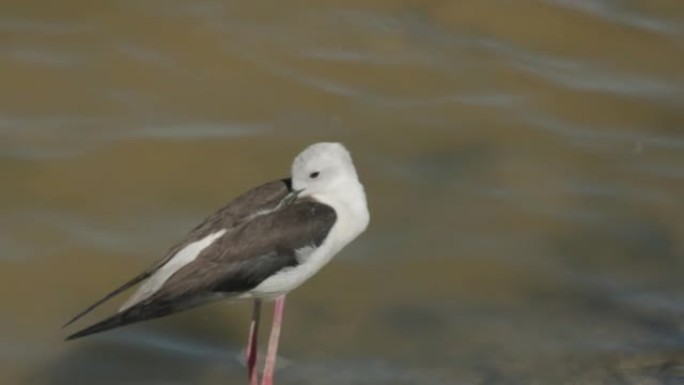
[63,142,370,385]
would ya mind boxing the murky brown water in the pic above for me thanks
[2,0,683,384]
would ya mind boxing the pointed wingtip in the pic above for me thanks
[64,330,88,341]
[64,328,90,341]
[61,271,152,333]
[61,315,81,329]
[62,311,127,341]
[63,327,82,341]
[61,305,97,330]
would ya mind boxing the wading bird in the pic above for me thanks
[63,142,370,385]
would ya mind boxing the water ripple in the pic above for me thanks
[3,48,86,68]
[520,111,684,151]
[0,17,93,34]
[547,0,683,36]
[480,38,684,105]
[0,114,264,159]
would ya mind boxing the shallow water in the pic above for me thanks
[1,1,683,384]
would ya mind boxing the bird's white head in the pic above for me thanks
[293,142,367,216]
[292,142,369,243]
[291,142,359,196]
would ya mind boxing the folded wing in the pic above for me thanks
[65,195,336,340]
[63,179,292,329]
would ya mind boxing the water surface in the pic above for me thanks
[1,1,683,384]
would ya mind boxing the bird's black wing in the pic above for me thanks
[62,179,292,329]
[65,197,337,340]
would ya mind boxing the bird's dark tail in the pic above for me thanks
[61,270,152,329]
[64,294,218,341]
[66,311,134,340]
[65,298,186,340]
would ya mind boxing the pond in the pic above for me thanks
[1,1,683,384]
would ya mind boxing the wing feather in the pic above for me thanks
[65,195,337,340]
[62,179,291,329]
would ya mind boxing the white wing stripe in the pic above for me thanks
[120,229,227,310]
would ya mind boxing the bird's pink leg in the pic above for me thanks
[246,299,262,385]
[261,295,286,385]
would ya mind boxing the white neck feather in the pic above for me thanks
[313,179,369,241]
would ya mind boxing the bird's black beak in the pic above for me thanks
[288,188,304,200]
[281,188,304,207]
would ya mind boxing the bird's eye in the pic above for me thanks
[309,171,320,179]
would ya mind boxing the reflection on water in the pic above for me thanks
[1,0,683,384]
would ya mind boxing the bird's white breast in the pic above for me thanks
[249,193,369,299]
